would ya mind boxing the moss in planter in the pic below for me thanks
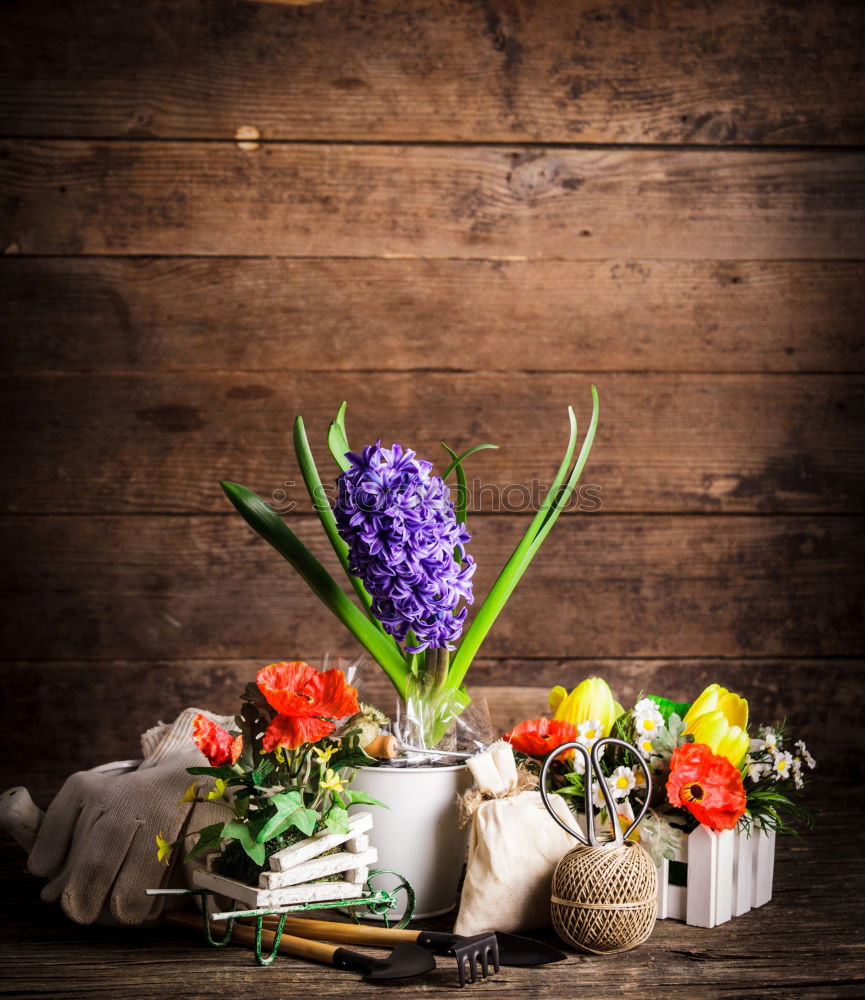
[214,828,344,887]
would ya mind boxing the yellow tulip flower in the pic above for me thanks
[548,677,624,737]
[685,710,750,767]
[682,683,748,731]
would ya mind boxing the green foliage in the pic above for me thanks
[221,819,266,867]
[342,789,387,809]
[647,694,691,724]
[323,805,351,835]
[255,791,318,844]
[741,785,816,837]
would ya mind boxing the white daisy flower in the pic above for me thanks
[633,765,648,789]
[633,697,657,717]
[795,740,817,769]
[571,753,588,776]
[610,766,636,799]
[748,763,767,783]
[568,722,606,775]
[746,755,768,783]
[592,779,615,811]
[577,719,603,743]
[792,757,804,790]
[772,750,793,780]
[636,735,655,758]
[761,727,779,754]
[632,701,664,739]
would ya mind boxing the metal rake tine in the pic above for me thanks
[452,934,499,987]
[486,939,500,976]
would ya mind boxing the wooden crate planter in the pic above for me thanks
[656,822,776,928]
[190,810,377,907]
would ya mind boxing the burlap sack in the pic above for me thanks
[454,788,578,935]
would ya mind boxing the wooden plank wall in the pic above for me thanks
[1,0,863,797]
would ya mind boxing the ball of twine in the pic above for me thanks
[551,840,658,954]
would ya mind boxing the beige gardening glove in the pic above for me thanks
[28,707,232,926]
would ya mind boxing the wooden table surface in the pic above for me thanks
[1,780,862,1000]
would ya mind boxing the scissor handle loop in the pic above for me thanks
[539,737,652,847]
[539,742,591,845]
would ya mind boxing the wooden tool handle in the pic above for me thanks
[167,910,340,964]
[260,914,416,946]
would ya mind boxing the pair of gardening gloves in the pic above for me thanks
[27,707,231,925]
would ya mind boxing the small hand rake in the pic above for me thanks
[256,915,507,986]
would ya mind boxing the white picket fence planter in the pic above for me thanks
[656,821,776,927]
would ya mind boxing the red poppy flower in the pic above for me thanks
[192,714,243,767]
[667,742,747,831]
[503,718,577,757]
[257,661,359,752]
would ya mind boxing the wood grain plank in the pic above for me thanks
[0,658,854,800]
[2,0,864,144]
[2,802,863,1000]
[3,258,864,374]
[1,515,861,661]
[3,142,864,259]
[2,373,862,514]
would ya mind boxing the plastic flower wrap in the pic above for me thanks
[502,677,816,866]
[220,390,599,749]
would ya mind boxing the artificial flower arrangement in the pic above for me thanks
[504,678,816,865]
[157,661,383,883]
[220,391,599,748]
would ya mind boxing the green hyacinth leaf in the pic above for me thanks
[220,480,408,699]
[328,401,352,473]
[447,389,599,691]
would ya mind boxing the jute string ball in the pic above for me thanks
[550,839,657,954]
[540,736,658,955]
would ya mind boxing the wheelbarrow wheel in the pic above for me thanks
[354,868,415,928]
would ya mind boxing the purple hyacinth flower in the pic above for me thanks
[334,442,475,652]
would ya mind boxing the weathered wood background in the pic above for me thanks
[1,0,864,804]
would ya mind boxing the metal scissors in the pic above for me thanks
[539,737,652,848]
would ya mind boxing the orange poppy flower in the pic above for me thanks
[257,661,359,752]
[666,742,747,831]
[504,717,577,757]
[192,714,243,767]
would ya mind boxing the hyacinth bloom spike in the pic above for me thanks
[334,442,475,653]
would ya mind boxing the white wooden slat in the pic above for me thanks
[657,858,671,919]
[685,825,718,928]
[732,825,754,917]
[752,822,777,907]
[713,828,734,926]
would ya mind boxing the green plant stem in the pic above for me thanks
[444,387,599,691]
[293,415,394,643]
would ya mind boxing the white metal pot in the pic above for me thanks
[350,762,472,919]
